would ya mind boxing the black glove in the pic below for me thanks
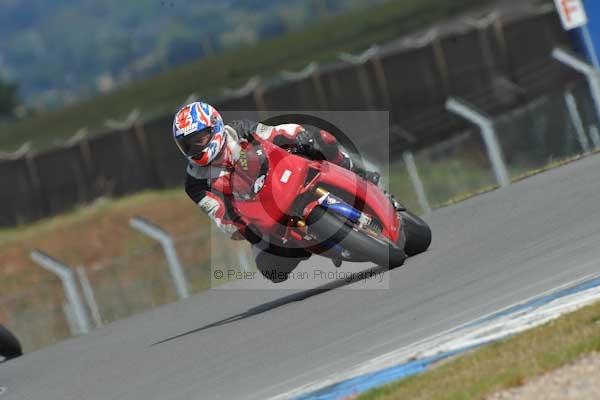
[295,128,315,151]
[296,127,342,161]
[351,162,381,186]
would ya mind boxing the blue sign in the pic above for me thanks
[571,1,600,67]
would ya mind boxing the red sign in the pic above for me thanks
[555,0,588,30]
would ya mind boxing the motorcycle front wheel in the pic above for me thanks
[399,210,432,256]
[306,206,406,268]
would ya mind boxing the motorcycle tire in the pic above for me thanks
[399,210,432,256]
[307,206,406,268]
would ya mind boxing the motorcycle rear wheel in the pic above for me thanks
[306,206,406,268]
[399,210,432,256]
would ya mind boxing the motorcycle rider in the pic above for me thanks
[174,101,391,283]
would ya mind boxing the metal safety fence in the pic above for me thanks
[387,77,599,214]
[0,226,253,352]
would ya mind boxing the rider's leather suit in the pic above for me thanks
[185,120,357,282]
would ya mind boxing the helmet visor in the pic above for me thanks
[176,127,213,158]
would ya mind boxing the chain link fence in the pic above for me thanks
[0,280,68,351]
[388,78,599,214]
[0,229,253,352]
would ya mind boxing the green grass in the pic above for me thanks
[356,153,600,400]
[0,189,183,247]
[358,300,600,400]
[0,0,494,152]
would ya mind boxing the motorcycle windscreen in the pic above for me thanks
[231,142,308,231]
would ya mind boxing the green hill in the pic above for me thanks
[0,0,492,153]
[0,0,370,107]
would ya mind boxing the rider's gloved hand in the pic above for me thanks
[295,128,317,155]
[363,170,381,186]
[294,128,341,162]
[350,161,380,186]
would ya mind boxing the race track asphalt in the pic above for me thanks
[2,154,600,400]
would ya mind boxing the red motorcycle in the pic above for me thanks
[230,137,431,279]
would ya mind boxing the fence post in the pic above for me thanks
[301,64,330,110]
[24,154,49,219]
[589,125,600,150]
[402,151,431,214]
[339,46,381,111]
[76,267,103,328]
[431,36,451,95]
[371,54,391,111]
[492,17,514,80]
[564,92,592,153]
[223,77,267,120]
[552,48,600,124]
[253,85,269,122]
[30,250,92,334]
[62,303,79,336]
[238,248,252,273]
[310,70,328,111]
[129,217,190,299]
[581,25,600,70]
[446,98,511,188]
[282,63,328,110]
[77,135,96,201]
[133,122,161,189]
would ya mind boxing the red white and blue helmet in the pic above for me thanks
[173,102,225,166]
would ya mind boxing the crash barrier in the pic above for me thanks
[0,5,589,227]
[30,250,92,335]
[129,217,190,300]
[3,76,600,352]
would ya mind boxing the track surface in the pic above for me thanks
[2,154,600,400]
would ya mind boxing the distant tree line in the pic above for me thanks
[0,0,376,110]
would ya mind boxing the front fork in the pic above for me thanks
[313,187,373,229]
[283,188,374,259]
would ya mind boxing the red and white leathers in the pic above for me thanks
[185,120,353,240]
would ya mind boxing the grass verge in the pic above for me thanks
[357,152,600,400]
[435,152,594,209]
[0,189,215,349]
[358,299,600,400]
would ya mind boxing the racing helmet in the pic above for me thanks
[173,102,225,166]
